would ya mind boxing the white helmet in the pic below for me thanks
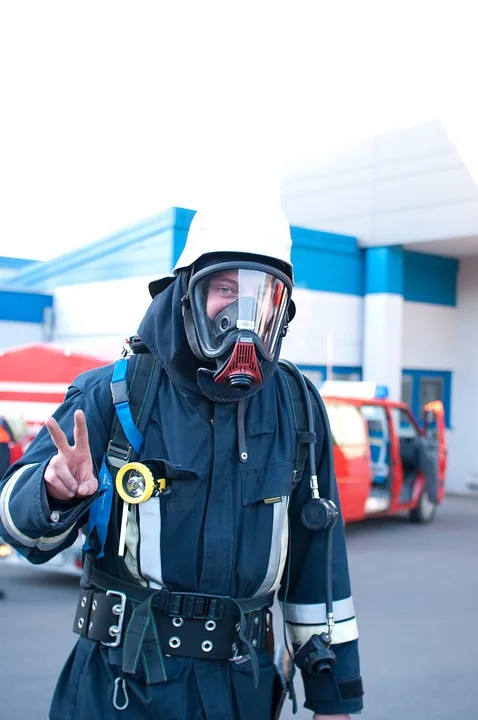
[173,206,293,278]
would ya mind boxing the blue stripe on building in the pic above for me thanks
[403,252,458,306]
[291,227,364,296]
[171,209,365,296]
[0,256,39,271]
[2,207,459,307]
[5,209,177,290]
[363,246,457,307]
[365,246,404,295]
[0,290,53,323]
[172,207,196,268]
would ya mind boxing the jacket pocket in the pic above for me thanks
[241,462,294,506]
[237,463,294,597]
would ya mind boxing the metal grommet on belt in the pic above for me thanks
[80,596,87,608]
[77,617,84,629]
[201,640,213,652]
[205,620,216,631]
[92,599,97,611]
[169,636,181,649]
[172,617,184,627]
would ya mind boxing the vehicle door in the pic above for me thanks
[389,406,422,506]
[361,404,391,489]
[324,400,371,522]
[422,400,447,503]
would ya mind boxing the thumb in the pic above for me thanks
[77,475,98,497]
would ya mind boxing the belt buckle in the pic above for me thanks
[101,590,127,648]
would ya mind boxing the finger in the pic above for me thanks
[44,469,76,500]
[73,410,90,452]
[77,474,98,497]
[45,417,72,455]
[50,457,79,494]
[44,477,74,502]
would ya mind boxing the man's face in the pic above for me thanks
[205,269,276,322]
[206,270,239,320]
[193,266,289,359]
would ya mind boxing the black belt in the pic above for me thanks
[73,587,272,661]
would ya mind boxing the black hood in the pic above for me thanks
[137,270,284,403]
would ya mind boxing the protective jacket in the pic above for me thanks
[0,277,363,719]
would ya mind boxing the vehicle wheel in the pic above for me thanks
[409,490,437,524]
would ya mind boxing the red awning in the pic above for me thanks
[0,343,110,424]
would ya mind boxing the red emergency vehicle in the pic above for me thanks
[321,381,447,524]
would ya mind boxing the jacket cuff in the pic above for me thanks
[40,455,101,529]
[41,479,100,531]
[302,670,364,715]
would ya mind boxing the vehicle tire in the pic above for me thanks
[409,490,437,524]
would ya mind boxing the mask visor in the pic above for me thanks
[189,263,292,361]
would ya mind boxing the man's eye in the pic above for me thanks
[218,286,234,295]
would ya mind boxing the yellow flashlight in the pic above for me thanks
[115,462,167,504]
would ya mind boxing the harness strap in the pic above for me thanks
[110,358,144,454]
[85,352,163,560]
[279,361,315,489]
[107,353,161,469]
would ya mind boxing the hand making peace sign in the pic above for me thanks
[44,409,98,502]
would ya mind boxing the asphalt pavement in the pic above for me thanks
[0,495,477,720]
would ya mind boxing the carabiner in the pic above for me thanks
[112,675,129,711]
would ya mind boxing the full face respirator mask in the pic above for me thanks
[182,261,293,391]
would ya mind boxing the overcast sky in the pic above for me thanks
[0,0,476,260]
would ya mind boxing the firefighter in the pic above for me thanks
[0,206,363,719]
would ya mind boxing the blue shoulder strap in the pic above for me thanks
[109,357,144,456]
[85,352,160,558]
[107,352,160,467]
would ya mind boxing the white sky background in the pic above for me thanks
[0,0,477,260]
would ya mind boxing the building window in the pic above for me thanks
[419,376,444,409]
[402,369,452,428]
[297,365,362,389]
[333,371,361,381]
[401,375,414,408]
